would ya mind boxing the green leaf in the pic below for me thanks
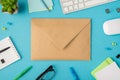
[12,4,17,10]
[1,0,7,3]
[7,7,14,14]
[7,0,11,3]
[2,7,7,12]
[11,0,17,4]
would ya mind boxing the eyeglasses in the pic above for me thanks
[36,65,55,80]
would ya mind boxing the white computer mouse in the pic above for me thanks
[103,18,120,35]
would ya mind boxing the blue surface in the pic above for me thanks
[0,0,120,80]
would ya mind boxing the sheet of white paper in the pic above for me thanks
[95,62,120,80]
[28,0,53,13]
[0,37,20,70]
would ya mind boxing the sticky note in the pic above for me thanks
[28,0,53,13]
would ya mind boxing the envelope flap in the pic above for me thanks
[32,19,90,49]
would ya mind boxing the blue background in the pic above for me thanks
[0,0,120,80]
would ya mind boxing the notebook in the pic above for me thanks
[0,37,20,70]
[91,57,114,79]
[95,62,120,80]
[28,0,53,13]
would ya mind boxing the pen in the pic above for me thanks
[14,66,32,80]
[0,47,10,53]
[41,0,50,11]
[70,67,80,80]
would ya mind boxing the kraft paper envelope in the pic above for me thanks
[31,18,91,60]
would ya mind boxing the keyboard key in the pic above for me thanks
[84,0,90,1]
[85,0,109,7]
[79,0,83,3]
[69,6,74,11]
[74,5,79,10]
[78,3,84,9]
[60,0,115,14]
[61,0,68,2]
[64,7,69,12]
[74,0,78,4]
[62,1,73,7]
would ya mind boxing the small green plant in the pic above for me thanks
[0,0,18,14]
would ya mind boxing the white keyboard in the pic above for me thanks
[60,0,116,14]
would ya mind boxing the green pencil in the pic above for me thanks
[14,66,32,80]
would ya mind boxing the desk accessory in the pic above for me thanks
[70,67,80,80]
[31,18,91,60]
[95,62,120,80]
[111,42,117,46]
[14,66,32,80]
[0,0,18,14]
[91,57,120,80]
[116,8,120,13]
[91,57,114,79]
[116,54,120,58]
[0,47,10,53]
[60,0,116,14]
[36,65,55,80]
[7,22,13,25]
[2,27,7,31]
[103,18,120,35]
[0,37,20,70]
[105,47,112,50]
[28,0,53,13]
[41,0,51,11]
[105,8,110,14]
